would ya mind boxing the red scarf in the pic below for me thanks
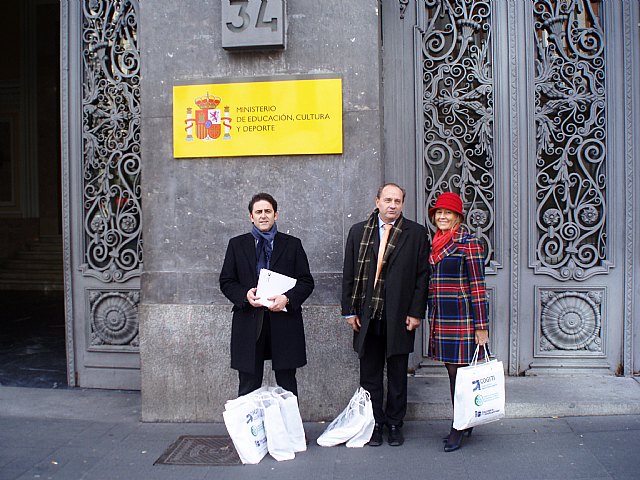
[429,226,459,264]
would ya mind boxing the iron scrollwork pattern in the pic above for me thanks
[532,1,608,281]
[539,289,602,353]
[81,0,142,282]
[420,1,495,267]
[89,290,139,347]
[399,0,410,19]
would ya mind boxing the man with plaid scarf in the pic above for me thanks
[341,183,429,446]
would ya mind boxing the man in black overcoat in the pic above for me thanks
[342,183,429,446]
[220,192,314,397]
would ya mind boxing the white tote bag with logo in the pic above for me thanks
[453,345,505,430]
[223,393,268,464]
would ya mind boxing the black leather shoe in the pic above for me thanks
[387,424,404,446]
[368,423,383,446]
[444,427,464,452]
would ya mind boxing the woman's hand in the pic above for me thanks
[475,329,489,346]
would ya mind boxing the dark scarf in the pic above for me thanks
[251,223,277,276]
[350,209,404,321]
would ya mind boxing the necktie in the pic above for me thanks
[375,223,392,286]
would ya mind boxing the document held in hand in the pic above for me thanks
[256,269,297,311]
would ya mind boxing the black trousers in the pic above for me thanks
[359,329,409,426]
[237,312,298,396]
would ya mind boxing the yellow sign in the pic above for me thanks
[173,77,342,158]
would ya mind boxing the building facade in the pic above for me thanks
[52,0,640,421]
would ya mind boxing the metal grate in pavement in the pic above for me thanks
[154,435,242,466]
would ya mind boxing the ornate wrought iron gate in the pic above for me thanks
[61,0,141,388]
[383,0,637,375]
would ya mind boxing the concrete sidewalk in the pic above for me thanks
[407,375,640,419]
[2,376,640,480]
[4,375,640,422]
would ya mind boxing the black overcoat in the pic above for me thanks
[219,231,314,374]
[341,217,429,358]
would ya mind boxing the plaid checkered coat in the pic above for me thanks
[427,225,488,364]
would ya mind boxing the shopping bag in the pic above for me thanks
[272,387,307,452]
[223,393,268,464]
[317,387,373,447]
[224,386,272,411]
[345,389,374,448]
[260,392,295,461]
[453,345,505,430]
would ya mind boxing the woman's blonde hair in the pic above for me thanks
[430,209,463,231]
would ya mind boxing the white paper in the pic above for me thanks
[256,269,297,311]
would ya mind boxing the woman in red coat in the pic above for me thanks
[427,192,489,452]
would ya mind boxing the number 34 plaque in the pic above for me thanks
[222,0,286,50]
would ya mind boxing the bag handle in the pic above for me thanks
[470,344,491,367]
[470,345,480,366]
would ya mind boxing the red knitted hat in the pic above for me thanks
[428,192,464,219]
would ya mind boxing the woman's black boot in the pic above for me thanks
[444,427,464,452]
[443,426,473,442]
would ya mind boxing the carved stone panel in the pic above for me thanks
[88,289,140,350]
[535,287,605,357]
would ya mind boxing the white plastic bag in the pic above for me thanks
[223,394,268,464]
[272,387,307,452]
[453,345,505,430]
[224,386,306,463]
[345,390,374,448]
[224,386,271,411]
[317,387,374,447]
[260,392,295,461]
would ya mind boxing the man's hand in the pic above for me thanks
[405,316,421,331]
[267,294,288,312]
[246,288,262,308]
[346,315,361,332]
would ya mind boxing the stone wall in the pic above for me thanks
[139,0,382,421]
[140,304,359,422]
